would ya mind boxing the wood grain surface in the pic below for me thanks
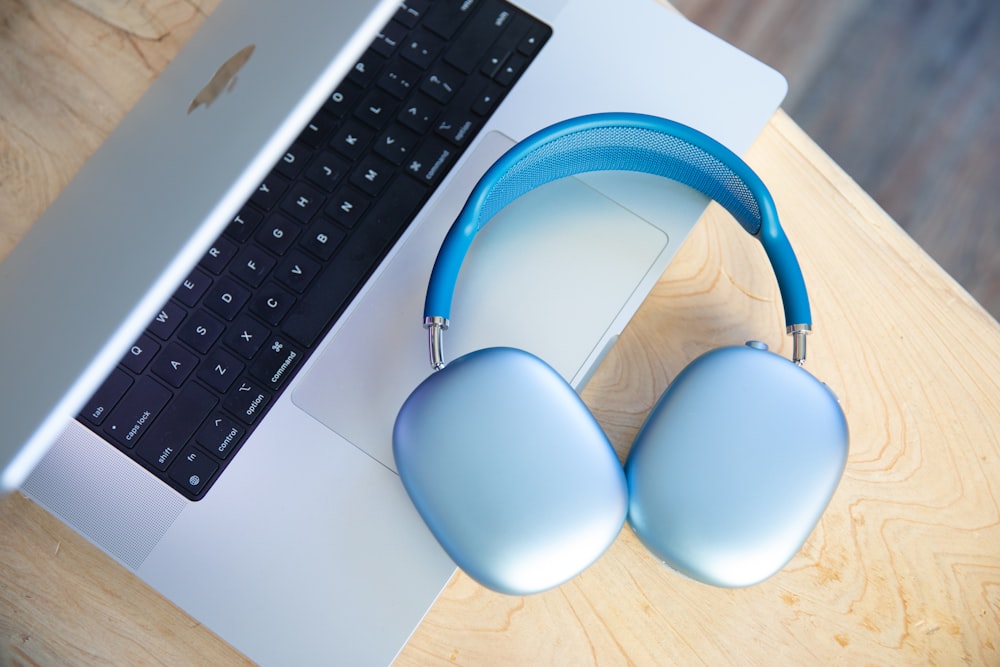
[395,112,1000,667]
[2,1,999,665]
[673,0,1000,321]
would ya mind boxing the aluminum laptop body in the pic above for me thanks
[0,0,787,663]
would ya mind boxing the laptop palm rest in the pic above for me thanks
[292,132,669,470]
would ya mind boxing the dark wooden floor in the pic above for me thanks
[673,0,1000,321]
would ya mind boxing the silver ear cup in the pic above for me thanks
[626,345,848,587]
[394,347,627,594]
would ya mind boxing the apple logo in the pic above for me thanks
[188,44,256,114]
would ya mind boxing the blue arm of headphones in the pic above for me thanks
[424,112,811,332]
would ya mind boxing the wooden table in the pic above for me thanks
[2,2,998,665]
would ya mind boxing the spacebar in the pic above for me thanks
[282,175,429,348]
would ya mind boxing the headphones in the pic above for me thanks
[393,113,848,595]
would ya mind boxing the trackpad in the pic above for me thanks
[292,132,668,471]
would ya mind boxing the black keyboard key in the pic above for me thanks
[398,94,440,133]
[471,83,504,116]
[356,89,398,129]
[374,124,419,165]
[250,283,297,326]
[435,112,479,147]
[135,382,216,471]
[396,0,430,28]
[406,137,455,186]
[480,12,532,78]
[481,51,508,79]
[200,236,238,275]
[197,414,245,460]
[282,175,428,347]
[300,219,346,260]
[204,276,251,321]
[177,310,225,354]
[280,183,325,224]
[151,342,199,388]
[174,267,213,307]
[377,60,421,99]
[168,446,219,497]
[225,207,263,243]
[350,156,394,196]
[330,119,374,160]
[495,53,529,86]
[137,439,180,473]
[250,336,303,391]
[347,48,385,88]
[424,0,477,39]
[256,215,300,256]
[80,368,132,426]
[421,66,461,104]
[297,110,336,148]
[122,334,159,374]
[443,0,508,73]
[147,301,185,340]
[224,380,271,425]
[230,246,276,288]
[326,80,363,118]
[400,28,443,69]
[103,376,172,448]
[276,251,321,293]
[274,143,310,180]
[305,152,350,192]
[198,348,245,393]
[518,23,550,56]
[224,315,270,360]
[373,20,407,58]
[250,173,288,210]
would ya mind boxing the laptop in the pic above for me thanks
[0,0,787,663]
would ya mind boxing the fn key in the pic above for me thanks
[169,447,219,497]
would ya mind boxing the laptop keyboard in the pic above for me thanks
[77,0,552,500]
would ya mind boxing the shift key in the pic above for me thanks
[103,377,172,449]
[135,382,218,471]
[443,0,510,73]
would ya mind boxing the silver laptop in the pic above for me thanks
[0,0,786,663]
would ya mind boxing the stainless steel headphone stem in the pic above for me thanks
[788,323,811,366]
[425,316,449,371]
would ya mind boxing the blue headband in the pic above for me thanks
[423,112,811,364]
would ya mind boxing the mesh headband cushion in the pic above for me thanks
[477,123,762,237]
[425,112,810,327]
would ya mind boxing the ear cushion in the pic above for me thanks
[393,347,627,595]
[625,344,848,587]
